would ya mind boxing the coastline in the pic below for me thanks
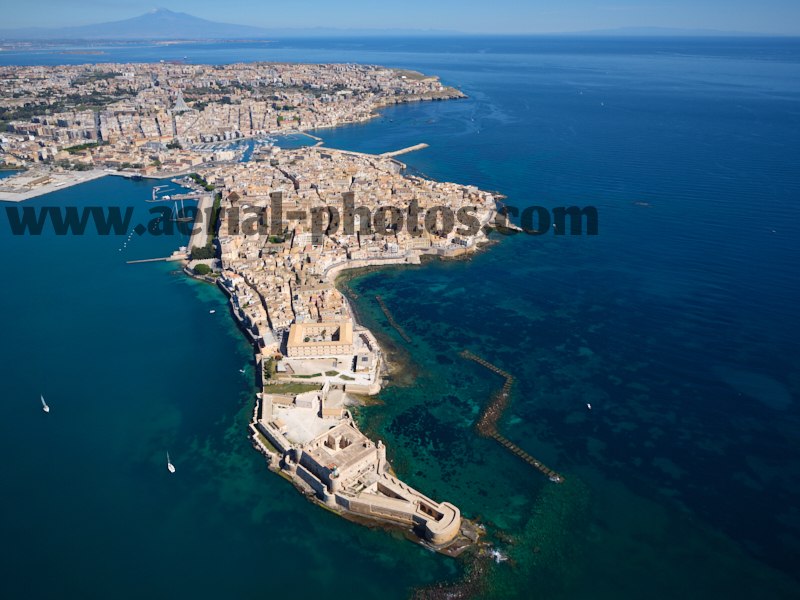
[334,265,422,386]
[248,247,493,544]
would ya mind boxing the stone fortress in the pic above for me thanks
[253,382,470,550]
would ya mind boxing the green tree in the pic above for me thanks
[190,242,216,260]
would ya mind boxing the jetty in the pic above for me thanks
[375,295,413,343]
[460,350,564,483]
[126,257,170,264]
[126,251,187,264]
[380,143,429,158]
[290,129,323,142]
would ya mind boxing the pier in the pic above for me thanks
[126,251,187,264]
[126,257,170,264]
[290,129,324,142]
[460,350,564,483]
[375,295,413,343]
[380,143,429,158]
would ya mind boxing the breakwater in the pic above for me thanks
[380,143,429,158]
[460,350,564,483]
[375,295,413,343]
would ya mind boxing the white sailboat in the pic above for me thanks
[41,394,50,413]
[167,452,176,474]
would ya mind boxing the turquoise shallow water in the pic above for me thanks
[1,37,800,599]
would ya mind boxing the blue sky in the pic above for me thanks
[3,1,799,34]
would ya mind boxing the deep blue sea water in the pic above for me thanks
[1,37,799,599]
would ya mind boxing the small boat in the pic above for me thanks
[167,452,176,474]
[239,369,245,374]
[209,309,216,314]
[41,394,50,413]
[586,403,592,410]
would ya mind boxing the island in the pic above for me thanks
[205,145,497,554]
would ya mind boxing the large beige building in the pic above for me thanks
[286,320,355,357]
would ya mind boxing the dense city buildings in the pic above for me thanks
[0,62,462,174]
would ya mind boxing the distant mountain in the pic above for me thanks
[0,8,270,40]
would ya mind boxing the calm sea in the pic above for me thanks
[1,36,799,599]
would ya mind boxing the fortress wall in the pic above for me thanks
[296,464,327,497]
